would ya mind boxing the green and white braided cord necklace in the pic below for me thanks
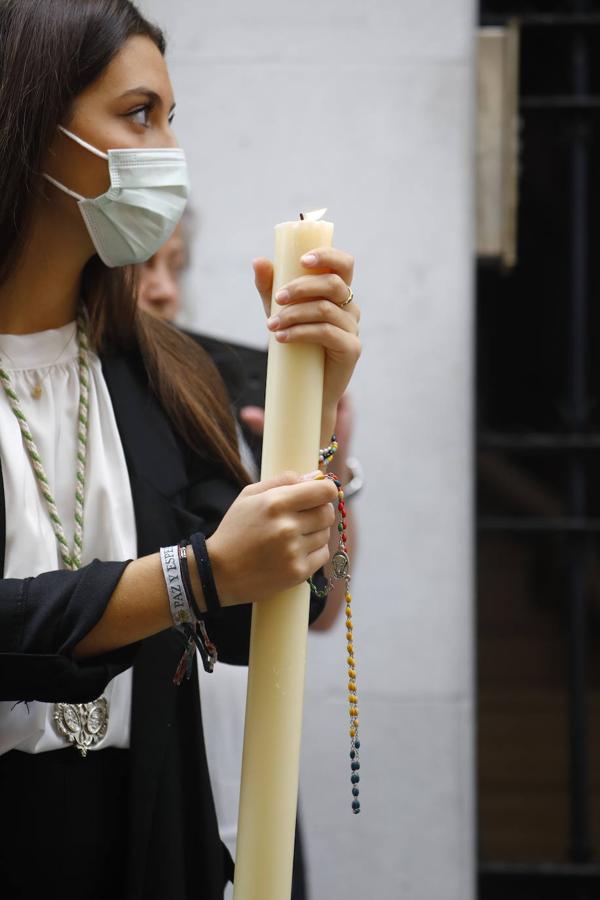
[0,313,90,571]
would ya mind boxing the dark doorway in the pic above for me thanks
[477,3,600,898]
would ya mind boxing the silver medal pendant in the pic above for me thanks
[53,697,109,757]
[332,549,350,580]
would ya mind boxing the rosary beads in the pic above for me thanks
[310,435,361,815]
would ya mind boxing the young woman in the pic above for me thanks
[0,2,361,899]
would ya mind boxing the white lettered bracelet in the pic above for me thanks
[160,543,194,627]
[160,543,218,681]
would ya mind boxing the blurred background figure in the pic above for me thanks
[136,223,187,321]
[137,223,359,899]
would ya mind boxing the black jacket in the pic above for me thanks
[0,342,323,899]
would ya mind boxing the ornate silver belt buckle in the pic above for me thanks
[53,697,109,757]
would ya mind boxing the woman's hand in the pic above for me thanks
[206,471,338,607]
[253,248,361,444]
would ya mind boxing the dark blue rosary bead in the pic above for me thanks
[351,773,360,784]
[350,750,356,759]
[351,761,360,771]
[352,801,360,812]
[352,787,359,797]
[354,739,360,749]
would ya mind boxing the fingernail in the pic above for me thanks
[301,470,322,481]
[275,289,290,303]
[275,330,288,341]
[267,315,280,330]
[301,253,318,267]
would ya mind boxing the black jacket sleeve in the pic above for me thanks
[0,558,135,703]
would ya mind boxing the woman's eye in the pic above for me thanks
[129,106,151,127]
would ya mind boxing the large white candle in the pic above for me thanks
[233,210,334,900]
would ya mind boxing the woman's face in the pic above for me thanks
[137,225,187,321]
[44,35,177,214]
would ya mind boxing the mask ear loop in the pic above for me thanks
[43,126,110,200]
[58,126,109,161]
[43,173,85,202]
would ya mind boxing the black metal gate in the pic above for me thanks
[478,3,600,898]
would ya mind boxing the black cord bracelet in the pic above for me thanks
[189,531,223,618]
[178,541,205,620]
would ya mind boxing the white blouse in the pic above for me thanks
[0,321,137,754]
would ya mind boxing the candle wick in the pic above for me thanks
[299,213,305,221]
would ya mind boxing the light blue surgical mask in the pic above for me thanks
[44,126,189,268]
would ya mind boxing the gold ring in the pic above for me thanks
[340,286,354,308]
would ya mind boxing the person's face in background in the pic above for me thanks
[137,224,188,321]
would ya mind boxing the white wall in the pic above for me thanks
[140,2,476,898]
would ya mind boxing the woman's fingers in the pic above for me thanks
[296,503,336,536]
[254,248,357,319]
[301,528,333,555]
[270,321,362,361]
[253,257,274,316]
[268,477,338,513]
[239,405,265,436]
[275,273,358,317]
[241,470,303,497]
[300,246,354,285]
[243,473,337,506]
[268,298,359,337]
[305,543,332,575]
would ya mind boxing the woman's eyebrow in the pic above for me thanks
[119,86,176,112]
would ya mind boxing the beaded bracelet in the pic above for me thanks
[318,433,338,470]
[308,471,361,815]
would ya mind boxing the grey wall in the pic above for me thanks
[139,2,476,897]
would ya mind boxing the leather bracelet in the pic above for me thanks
[178,541,205,620]
[189,531,223,617]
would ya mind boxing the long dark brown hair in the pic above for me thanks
[0,0,249,485]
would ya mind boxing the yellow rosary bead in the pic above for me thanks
[347,656,355,667]
[349,727,356,738]
[348,682,356,692]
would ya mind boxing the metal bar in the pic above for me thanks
[521,96,600,110]
[564,9,592,864]
[480,862,600,878]
[482,14,600,27]
[479,432,600,451]
[479,517,600,533]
